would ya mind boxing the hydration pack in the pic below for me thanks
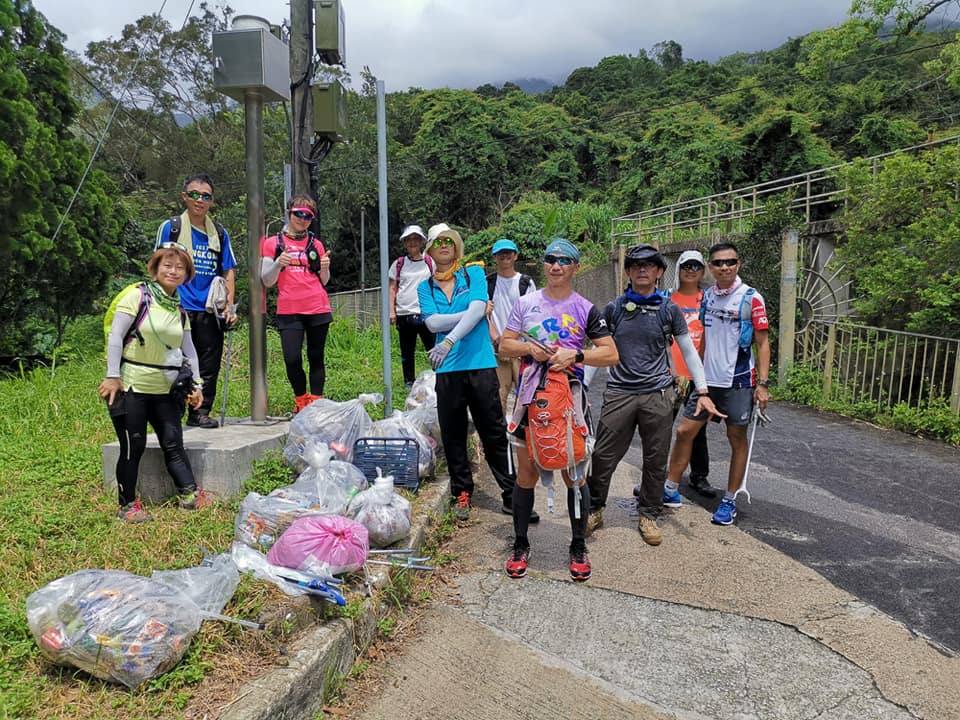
[520,366,588,473]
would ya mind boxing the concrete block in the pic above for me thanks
[102,419,290,501]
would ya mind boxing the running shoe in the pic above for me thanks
[505,543,530,579]
[712,498,737,525]
[568,542,591,582]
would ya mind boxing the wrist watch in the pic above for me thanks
[575,350,585,363]
[757,379,770,387]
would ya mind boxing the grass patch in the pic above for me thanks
[0,317,429,719]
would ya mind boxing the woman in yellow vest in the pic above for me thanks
[99,244,204,523]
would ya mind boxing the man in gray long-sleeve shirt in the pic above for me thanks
[585,245,722,546]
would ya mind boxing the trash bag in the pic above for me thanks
[26,570,203,688]
[370,410,436,478]
[403,371,441,445]
[346,470,412,548]
[284,393,382,470]
[151,553,239,616]
[232,542,336,597]
[267,514,369,576]
[272,440,368,514]
[234,492,326,552]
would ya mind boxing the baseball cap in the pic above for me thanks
[491,239,519,255]
[400,224,426,242]
[677,250,706,268]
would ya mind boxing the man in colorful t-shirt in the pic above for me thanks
[155,173,237,428]
[499,238,619,582]
[666,241,771,526]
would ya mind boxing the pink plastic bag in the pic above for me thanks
[267,515,369,576]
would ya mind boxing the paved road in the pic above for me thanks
[588,376,960,655]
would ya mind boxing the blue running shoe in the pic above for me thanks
[662,487,682,508]
[712,498,737,525]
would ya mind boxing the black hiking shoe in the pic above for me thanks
[501,502,540,524]
[689,475,718,498]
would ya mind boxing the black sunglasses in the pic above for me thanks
[709,258,739,267]
[184,190,213,202]
[543,254,575,266]
[680,262,704,272]
[291,210,315,221]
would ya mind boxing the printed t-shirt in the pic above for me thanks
[260,234,332,316]
[157,220,237,311]
[701,279,769,388]
[417,265,494,374]
[669,289,704,379]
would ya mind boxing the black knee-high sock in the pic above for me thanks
[512,485,535,546]
[568,485,589,542]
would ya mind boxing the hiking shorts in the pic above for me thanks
[683,386,753,426]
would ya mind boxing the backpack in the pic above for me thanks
[168,215,226,275]
[700,286,756,349]
[273,232,327,284]
[609,295,675,345]
[396,254,434,277]
[103,282,187,348]
[522,366,588,472]
[486,272,532,301]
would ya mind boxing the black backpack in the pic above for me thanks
[486,271,533,301]
[274,232,326,284]
[168,215,226,275]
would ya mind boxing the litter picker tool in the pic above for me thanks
[733,405,770,505]
[219,320,236,427]
[366,548,434,572]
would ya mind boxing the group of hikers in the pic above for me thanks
[387,223,770,581]
[99,173,771,586]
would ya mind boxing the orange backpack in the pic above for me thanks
[524,367,588,472]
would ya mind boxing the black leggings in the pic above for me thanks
[111,391,196,505]
[279,320,331,396]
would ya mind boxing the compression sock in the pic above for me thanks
[512,485,535,541]
[568,486,590,541]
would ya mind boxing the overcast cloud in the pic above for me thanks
[35,0,851,91]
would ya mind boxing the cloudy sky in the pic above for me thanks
[36,0,852,91]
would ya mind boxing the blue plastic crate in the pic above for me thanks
[352,437,420,492]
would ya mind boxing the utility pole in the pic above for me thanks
[290,0,314,198]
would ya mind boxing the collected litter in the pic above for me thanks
[267,514,370,577]
[284,393,382,470]
[231,543,345,605]
[369,410,435,478]
[346,469,412,548]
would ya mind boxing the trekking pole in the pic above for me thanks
[734,406,770,505]
[219,321,235,427]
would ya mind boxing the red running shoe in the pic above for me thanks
[505,543,530,579]
[569,542,591,582]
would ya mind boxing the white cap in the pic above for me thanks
[677,250,706,268]
[400,224,426,242]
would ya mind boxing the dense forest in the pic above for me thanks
[3,0,960,356]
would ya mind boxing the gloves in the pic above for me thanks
[428,337,455,370]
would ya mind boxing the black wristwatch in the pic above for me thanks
[757,379,770,387]
[575,350,585,363]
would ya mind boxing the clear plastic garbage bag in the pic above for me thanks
[346,470,412,548]
[284,393,382,470]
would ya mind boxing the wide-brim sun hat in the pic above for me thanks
[425,223,464,259]
[625,244,666,269]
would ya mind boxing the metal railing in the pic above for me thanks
[798,320,960,414]
[611,134,960,247]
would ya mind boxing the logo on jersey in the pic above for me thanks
[529,313,582,344]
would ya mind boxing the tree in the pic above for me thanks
[0,0,127,355]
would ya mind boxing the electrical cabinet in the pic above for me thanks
[312,81,347,140]
[213,23,290,103]
[315,0,346,66]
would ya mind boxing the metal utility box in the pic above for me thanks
[312,81,347,139]
[315,0,346,66]
[213,25,290,102]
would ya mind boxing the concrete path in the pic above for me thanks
[344,405,960,719]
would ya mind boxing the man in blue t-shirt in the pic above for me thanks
[155,173,237,428]
[417,223,535,524]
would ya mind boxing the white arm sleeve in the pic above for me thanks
[106,312,136,377]
[180,329,201,379]
[582,364,600,389]
[676,333,707,391]
[425,310,466,333]
[261,257,281,287]
[442,300,487,345]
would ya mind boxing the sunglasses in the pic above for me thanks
[543,254,575,266]
[160,241,187,252]
[184,190,213,202]
[290,210,315,221]
[434,237,456,247]
[680,262,704,272]
[709,258,739,267]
